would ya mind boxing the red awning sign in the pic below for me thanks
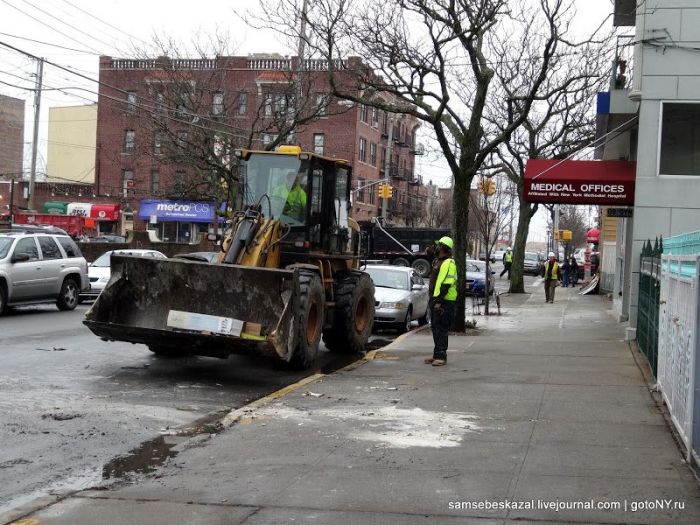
[90,204,120,221]
[524,160,636,205]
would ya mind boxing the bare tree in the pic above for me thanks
[255,0,605,330]
[485,20,612,293]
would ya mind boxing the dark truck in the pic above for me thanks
[360,222,449,277]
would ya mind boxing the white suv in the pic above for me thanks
[0,231,89,314]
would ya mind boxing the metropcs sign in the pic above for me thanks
[155,202,214,214]
[524,160,636,205]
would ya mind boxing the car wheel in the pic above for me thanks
[57,278,79,311]
[418,307,429,326]
[392,257,410,267]
[398,307,412,334]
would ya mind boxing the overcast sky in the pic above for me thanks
[0,0,616,242]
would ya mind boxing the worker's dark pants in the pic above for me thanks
[500,262,511,278]
[431,300,455,360]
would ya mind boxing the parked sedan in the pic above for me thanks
[364,265,430,333]
[466,259,495,297]
[80,249,167,301]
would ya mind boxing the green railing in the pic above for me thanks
[638,238,662,376]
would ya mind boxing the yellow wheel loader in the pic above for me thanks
[83,147,375,369]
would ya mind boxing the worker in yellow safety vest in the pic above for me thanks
[425,236,457,367]
[272,171,307,221]
[541,251,560,303]
[500,246,513,279]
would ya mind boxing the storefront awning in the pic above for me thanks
[524,160,636,205]
[137,200,217,223]
[43,201,69,214]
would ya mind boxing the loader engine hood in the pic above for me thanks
[83,255,300,360]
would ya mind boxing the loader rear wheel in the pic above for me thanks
[288,270,324,370]
[323,272,375,354]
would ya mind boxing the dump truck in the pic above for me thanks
[83,146,375,369]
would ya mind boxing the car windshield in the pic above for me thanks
[0,236,13,259]
[525,252,538,261]
[366,268,409,290]
[92,251,112,267]
[469,260,486,272]
[466,263,482,273]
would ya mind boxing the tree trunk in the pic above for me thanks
[452,173,471,331]
[509,198,536,294]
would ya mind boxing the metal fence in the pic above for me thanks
[657,230,700,464]
[638,239,662,376]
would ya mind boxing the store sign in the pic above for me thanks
[607,207,633,218]
[524,160,636,205]
[138,200,217,223]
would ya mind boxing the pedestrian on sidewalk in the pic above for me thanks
[541,252,560,303]
[425,236,457,367]
[560,256,570,287]
[569,255,579,286]
[500,247,513,279]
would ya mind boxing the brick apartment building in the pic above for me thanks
[95,54,426,239]
[0,94,24,178]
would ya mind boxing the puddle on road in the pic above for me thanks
[102,436,178,479]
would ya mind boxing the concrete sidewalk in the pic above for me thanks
[8,285,700,524]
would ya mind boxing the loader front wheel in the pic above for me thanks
[323,272,375,354]
[288,270,325,370]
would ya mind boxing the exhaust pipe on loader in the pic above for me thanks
[83,255,300,361]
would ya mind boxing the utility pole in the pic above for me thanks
[28,57,44,211]
[381,113,395,221]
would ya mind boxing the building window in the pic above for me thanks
[262,133,278,148]
[151,170,160,194]
[313,133,325,155]
[357,179,366,203]
[359,137,367,163]
[176,131,187,149]
[360,104,369,123]
[371,107,378,127]
[368,181,375,205]
[370,142,377,166]
[238,92,247,115]
[264,93,273,117]
[660,102,700,175]
[174,171,186,190]
[382,111,388,134]
[212,92,224,115]
[316,92,327,116]
[153,133,162,154]
[122,169,134,197]
[155,93,164,113]
[124,130,135,153]
[126,91,137,114]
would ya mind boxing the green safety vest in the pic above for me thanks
[504,252,513,263]
[433,257,458,301]
[543,261,559,281]
[285,185,307,218]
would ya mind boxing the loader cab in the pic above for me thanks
[236,148,355,259]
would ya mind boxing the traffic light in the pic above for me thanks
[378,184,393,199]
[554,229,572,241]
[478,178,496,196]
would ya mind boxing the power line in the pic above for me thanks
[0,0,103,54]
[0,31,97,55]
[18,0,116,51]
[60,0,148,46]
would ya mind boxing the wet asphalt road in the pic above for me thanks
[0,304,395,515]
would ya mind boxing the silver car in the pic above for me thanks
[0,231,89,313]
[80,249,167,301]
[365,265,430,333]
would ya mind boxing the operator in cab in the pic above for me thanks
[272,170,308,222]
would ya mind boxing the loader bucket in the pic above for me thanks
[84,255,299,360]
